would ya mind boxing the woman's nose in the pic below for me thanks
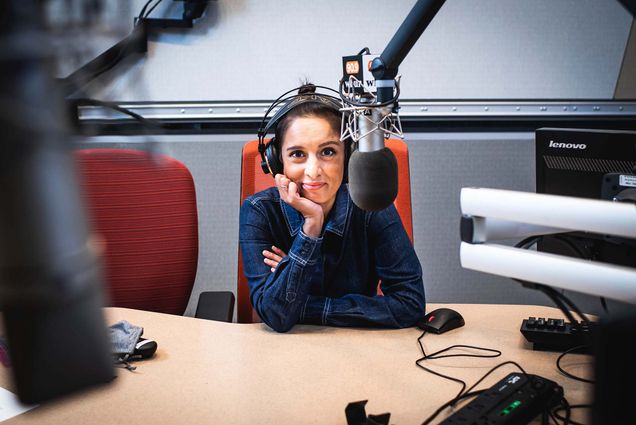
[305,155,322,178]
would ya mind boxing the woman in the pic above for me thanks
[239,85,425,332]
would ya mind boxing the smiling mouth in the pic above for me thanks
[302,182,326,191]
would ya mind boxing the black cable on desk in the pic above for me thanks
[452,360,528,405]
[419,361,529,425]
[415,330,501,400]
[556,345,595,384]
[420,389,485,425]
[551,399,591,425]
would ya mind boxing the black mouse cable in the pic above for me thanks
[415,331,502,400]
[423,344,502,360]
[416,332,467,399]
[415,358,468,400]
[419,360,529,425]
[417,330,502,361]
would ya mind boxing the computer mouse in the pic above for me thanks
[133,338,157,359]
[417,308,465,334]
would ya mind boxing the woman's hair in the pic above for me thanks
[274,83,341,147]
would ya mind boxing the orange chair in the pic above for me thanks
[237,139,413,323]
[75,148,234,320]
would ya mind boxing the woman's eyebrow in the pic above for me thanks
[285,140,340,152]
[285,145,304,152]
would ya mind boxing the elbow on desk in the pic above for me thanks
[262,315,296,333]
[393,289,427,328]
[256,307,297,333]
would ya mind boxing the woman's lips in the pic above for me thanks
[302,182,326,191]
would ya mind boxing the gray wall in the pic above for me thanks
[79,0,634,101]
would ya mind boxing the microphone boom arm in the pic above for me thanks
[371,0,446,102]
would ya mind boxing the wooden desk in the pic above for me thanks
[1,304,593,424]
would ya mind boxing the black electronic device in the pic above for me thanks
[417,308,465,334]
[440,373,564,424]
[535,127,636,269]
[520,317,594,352]
[601,172,636,202]
[133,338,158,359]
[592,311,636,425]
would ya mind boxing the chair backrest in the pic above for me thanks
[237,139,413,323]
[75,148,198,315]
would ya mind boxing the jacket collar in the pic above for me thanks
[281,184,351,237]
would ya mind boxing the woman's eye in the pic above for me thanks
[289,150,305,158]
[322,147,337,157]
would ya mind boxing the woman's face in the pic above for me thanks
[280,116,345,213]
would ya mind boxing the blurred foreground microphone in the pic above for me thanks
[339,0,446,211]
[0,1,113,403]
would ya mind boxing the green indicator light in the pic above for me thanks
[499,400,522,416]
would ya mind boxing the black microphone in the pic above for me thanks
[342,0,447,211]
[347,106,398,211]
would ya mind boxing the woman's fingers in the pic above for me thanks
[263,256,278,269]
[287,181,298,197]
[263,246,287,273]
[275,174,291,198]
[271,245,287,257]
[263,248,283,263]
[274,175,324,227]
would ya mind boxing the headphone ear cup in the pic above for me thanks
[262,138,284,176]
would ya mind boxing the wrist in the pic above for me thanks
[302,216,323,237]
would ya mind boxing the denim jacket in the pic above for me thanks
[239,184,425,333]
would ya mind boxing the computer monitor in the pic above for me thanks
[536,128,636,425]
[535,127,636,268]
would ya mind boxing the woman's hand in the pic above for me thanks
[275,174,324,237]
[263,245,287,272]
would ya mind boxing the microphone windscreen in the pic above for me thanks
[348,148,398,211]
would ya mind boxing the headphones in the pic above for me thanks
[257,85,350,177]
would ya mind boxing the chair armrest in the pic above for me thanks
[194,291,235,322]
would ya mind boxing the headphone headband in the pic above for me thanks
[257,85,345,177]
[258,85,343,141]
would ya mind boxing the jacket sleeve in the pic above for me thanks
[299,205,426,328]
[239,198,325,332]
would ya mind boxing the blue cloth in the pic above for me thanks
[109,320,143,355]
[239,184,426,333]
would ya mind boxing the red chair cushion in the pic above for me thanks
[75,149,198,315]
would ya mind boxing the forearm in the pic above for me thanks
[300,276,426,328]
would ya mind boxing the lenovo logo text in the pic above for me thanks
[548,140,587,149]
